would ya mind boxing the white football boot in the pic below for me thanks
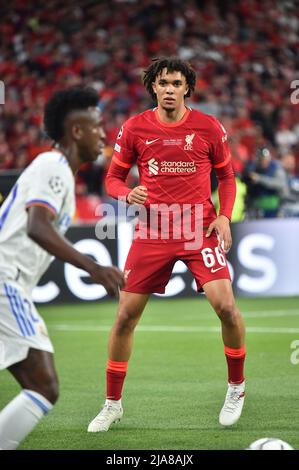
[87,400,123,432]
[219,381,245,426]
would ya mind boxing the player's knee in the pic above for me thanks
[115,308,140,333]
[48,379,59,404]
[214,301,237,324]
[38,377,59,404]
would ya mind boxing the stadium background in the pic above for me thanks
[1,0,299,451]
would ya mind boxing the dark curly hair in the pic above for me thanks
[44,87,99,142]
[143,57,196,101]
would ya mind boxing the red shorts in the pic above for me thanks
[123,233,231,294]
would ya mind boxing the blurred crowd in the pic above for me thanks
[0,0,299,220]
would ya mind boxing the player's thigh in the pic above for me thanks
[118,290,150,314]
[123,241,177,294]
[183,233,231,292]
[0,280,54,370]
[116,291,150,324]
[202,278,236,313]
[8,347,58,391]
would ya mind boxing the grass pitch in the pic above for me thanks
[1,296,299,450]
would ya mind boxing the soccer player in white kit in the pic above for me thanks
[0,87,124,449]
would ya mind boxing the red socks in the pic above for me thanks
[106,359,128,400]
[106,347,245,400]
[224,345,246,384]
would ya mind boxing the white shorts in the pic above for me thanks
[0,280,54,370]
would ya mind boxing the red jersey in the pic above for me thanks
[106,107,236,240]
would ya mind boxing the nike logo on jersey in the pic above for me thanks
[211,266,225,273]
[145,138,159,145]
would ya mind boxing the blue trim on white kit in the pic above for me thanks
[58,154,68,165]
[24,391,50,415]
[4,283,36,337]
[0,184,18,230]
[25,199,58,216]
[4,283,25,337]
[11,289,32,336]
[15,291,36,335]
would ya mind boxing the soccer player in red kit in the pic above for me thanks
[88,58,246,432]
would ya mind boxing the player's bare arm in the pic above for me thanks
[206,214,232,253]
[27,206,124,296]
[127,186,148,204]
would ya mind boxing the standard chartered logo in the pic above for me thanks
[148,158,196,175]
[148,158,159,175]
[161,161,196,173]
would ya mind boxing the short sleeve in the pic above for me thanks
[25,157,72,217]
[112,122,137,169]
[209,118,231,169]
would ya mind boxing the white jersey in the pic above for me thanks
[0,151,75,294]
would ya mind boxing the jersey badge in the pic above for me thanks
[184,133,195,150]
[49,176,64,194]
[117,126,124,140]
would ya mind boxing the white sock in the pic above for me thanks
[105,398,121,407]
[0,389,53,450]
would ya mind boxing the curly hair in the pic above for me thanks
[143,57,196,101]
[44,87,99,142]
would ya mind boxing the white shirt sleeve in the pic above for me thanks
[25,155,73,217]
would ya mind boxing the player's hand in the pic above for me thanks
[249,172,260,183]
[205,215,232,253]
[89,264,125,297]
[127,186,148,205]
